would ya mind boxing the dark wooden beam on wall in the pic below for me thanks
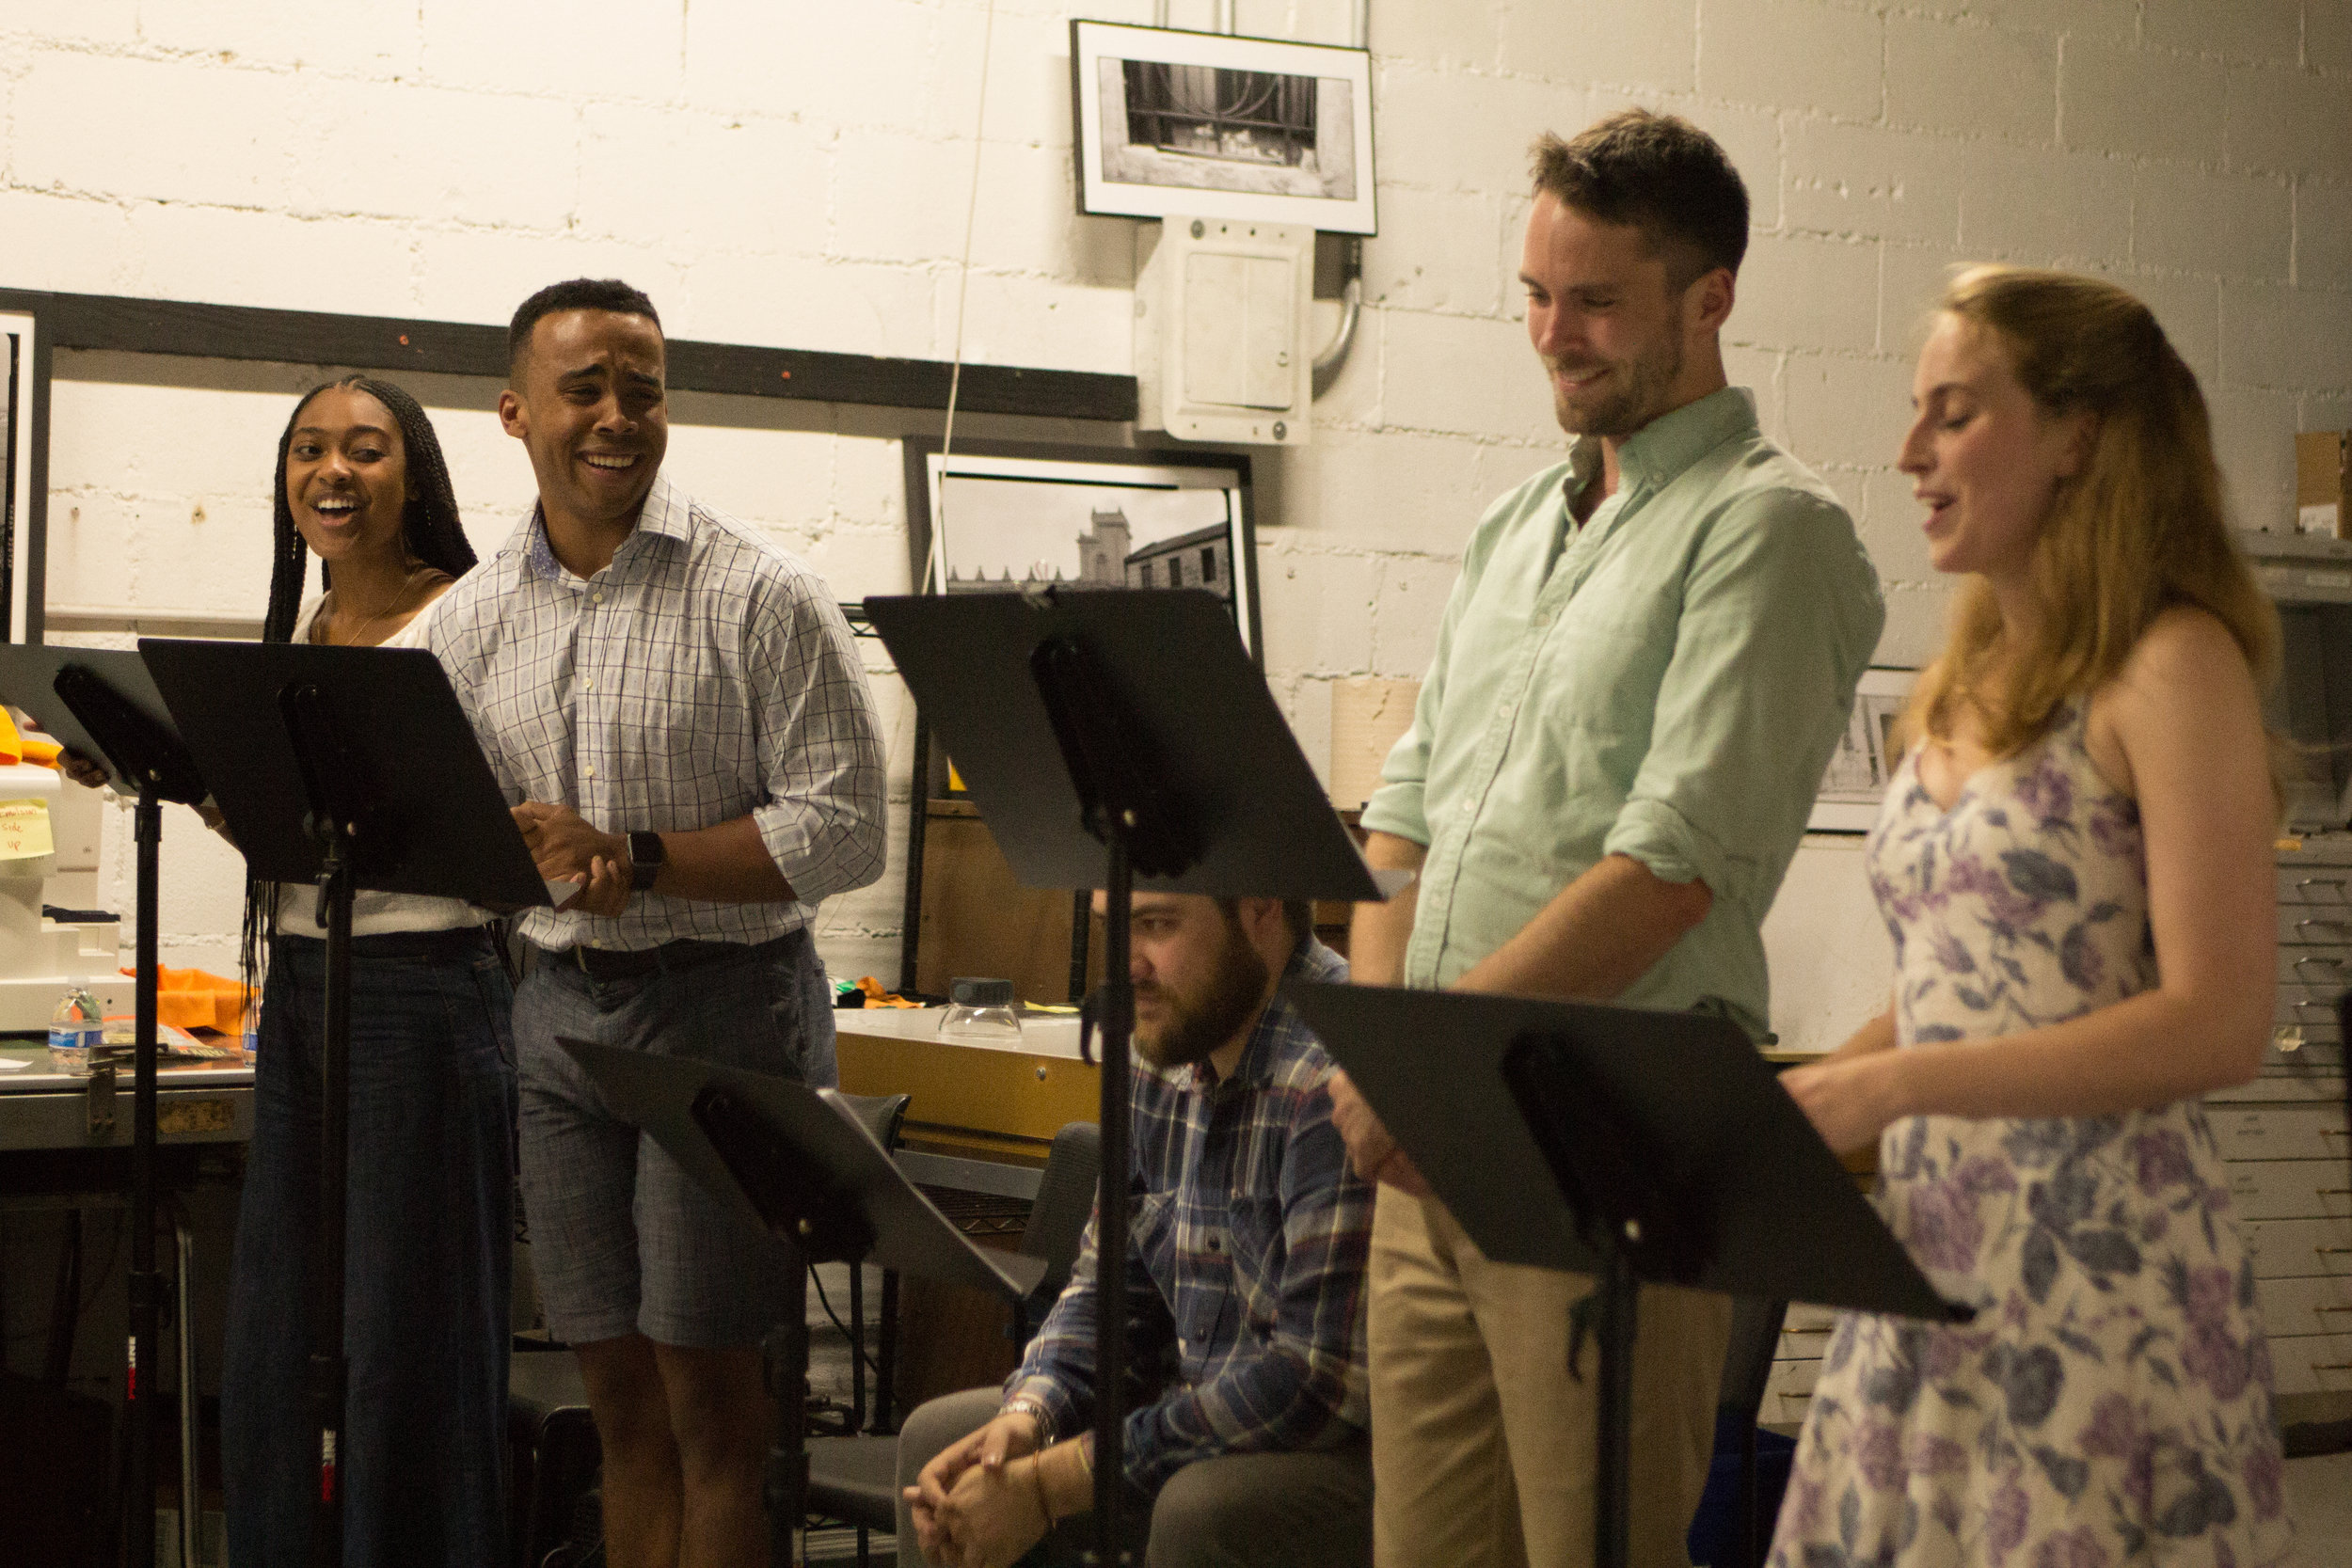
[0,287,1137,423]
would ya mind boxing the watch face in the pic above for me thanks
[628,832,663,891]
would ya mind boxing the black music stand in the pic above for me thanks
[864,588,1391,1562]
[136,639,555,1568]
[561,1039,1054,1568]
[0,644,206,1568]
[1285,983,1974,1568]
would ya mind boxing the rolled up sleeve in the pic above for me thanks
[1601,494,1883,912]
[746,583,889,905]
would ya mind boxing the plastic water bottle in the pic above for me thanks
[48,987,103,1075]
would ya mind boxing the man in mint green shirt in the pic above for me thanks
[1331,111,1883,1568]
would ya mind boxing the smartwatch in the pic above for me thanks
[627,831,666,893]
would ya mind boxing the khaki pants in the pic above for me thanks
[1368,1188,1732,1568]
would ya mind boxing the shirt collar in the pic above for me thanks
[1191,938,1346,1094]
[1565,385,1759,501]
[522,470,690,583]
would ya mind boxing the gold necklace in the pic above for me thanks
[319,566,430,647]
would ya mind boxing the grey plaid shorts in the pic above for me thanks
[514,928,837,1349]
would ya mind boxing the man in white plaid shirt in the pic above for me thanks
[428,277,887,1568]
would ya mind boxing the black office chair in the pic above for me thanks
[822,1092,915,1437]
[803,1119,1104,1567]
[507,1349,602,1568]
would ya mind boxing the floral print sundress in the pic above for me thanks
[1769,702,2296,1568]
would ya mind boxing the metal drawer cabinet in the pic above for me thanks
[2279,868,2352,907]
[2255,1271,2352,1337]
[2281,906,2352,945]
[2211,1102,2351,1161]
[2245,1213,2352,1278]
[2226,1160,2352,1221]
[2280,948,2352,988]
[2267,1333,2352,1397]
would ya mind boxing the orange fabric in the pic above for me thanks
[854,975,919,1008]
[0,706,67,768]
[120,964,252,1032]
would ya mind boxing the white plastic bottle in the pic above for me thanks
[48,986,103,1074]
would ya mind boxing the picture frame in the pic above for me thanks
[894,436,1259,991]
[1809,668,1916,832]
[0,313,35,643]
[901,436,1261,657]
[1069,20,1377,236]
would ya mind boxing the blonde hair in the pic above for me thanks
[1901,265,2280,759]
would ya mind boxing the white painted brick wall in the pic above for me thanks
[1,0,2346,1006]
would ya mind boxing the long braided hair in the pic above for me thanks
[238,376,477,1006]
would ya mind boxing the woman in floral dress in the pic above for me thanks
[1770,267,2296,1567]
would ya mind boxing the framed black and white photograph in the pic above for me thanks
[902,437,1261,657]
[1810,668,1915,832]
[0,312,33,643]
[1070,20,1375,235]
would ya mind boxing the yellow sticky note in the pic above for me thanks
[0,799,54,860]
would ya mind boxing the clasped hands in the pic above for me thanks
[512,801,629,916]
[905,1411,1072,1568]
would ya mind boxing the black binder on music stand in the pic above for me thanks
[1285,982,1972,1568]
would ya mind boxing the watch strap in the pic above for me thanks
[627,831,665,893]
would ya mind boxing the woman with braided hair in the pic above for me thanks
[219,375,518,1568]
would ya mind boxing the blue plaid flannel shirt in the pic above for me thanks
[1003,939,1374,1496]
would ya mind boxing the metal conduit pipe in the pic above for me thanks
[1311,239,1363,399]
[1311,0,1370,397]
[1145,0,1370,395]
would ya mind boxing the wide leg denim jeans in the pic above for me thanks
[221,928,516,1568]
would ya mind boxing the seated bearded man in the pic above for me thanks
[900,893,1375,1568]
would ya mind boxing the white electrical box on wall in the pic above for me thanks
[1134,217,1313,447]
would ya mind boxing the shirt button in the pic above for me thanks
[582,676,595,690]
[583,765,596,779]
[593,592,605,605]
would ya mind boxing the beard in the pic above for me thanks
[1547,326,1686,439]
[1133,915,1272,1071]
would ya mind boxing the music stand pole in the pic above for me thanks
[271,680,372,1568]
[122,781,164,1568]
[1090,823,1133,1560]
[760,1251,812,1568]
[1592,1227,1638,1567]
[23,650,206,1568]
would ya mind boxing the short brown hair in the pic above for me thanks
[1216,897,1317,956]
[1531,110,1749,288]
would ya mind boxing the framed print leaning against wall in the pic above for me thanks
[902,437,1260,657]
[1810,668,1916,832]
[894,437,1258,995]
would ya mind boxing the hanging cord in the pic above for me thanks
[928,0,1001,594]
